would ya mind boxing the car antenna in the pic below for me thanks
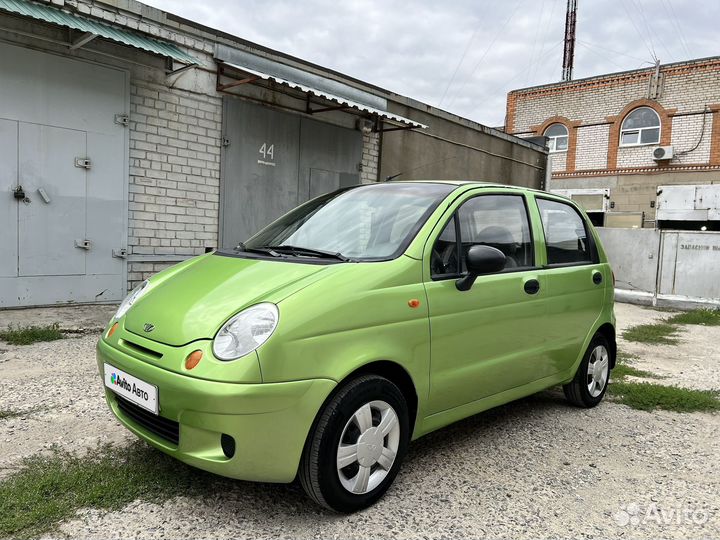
[384,154,459,182]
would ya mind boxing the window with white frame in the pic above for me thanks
[544,123,568,153]
[620,107,660,146]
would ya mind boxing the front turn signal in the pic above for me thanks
[185,350,203,370]
[107,322,119,339]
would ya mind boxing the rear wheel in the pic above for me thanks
[299,375,410,512]
[563,334,611,408]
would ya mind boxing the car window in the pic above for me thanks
[430,194,534,278]
[244,183,454,261]
[537,198,593,265]
[430,216,459,277]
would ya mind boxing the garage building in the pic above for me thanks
[0,0,547,308]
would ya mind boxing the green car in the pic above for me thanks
[98,181,616,512]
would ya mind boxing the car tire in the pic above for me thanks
[563,333,612,408]
[299,374,410,513]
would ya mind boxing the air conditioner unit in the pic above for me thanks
[653,146,674,161]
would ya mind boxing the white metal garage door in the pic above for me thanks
[0,42,128,307]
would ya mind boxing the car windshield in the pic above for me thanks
[243,183,455,261]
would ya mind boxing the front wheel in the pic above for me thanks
[299,374,410,512]
[563,334,611,408]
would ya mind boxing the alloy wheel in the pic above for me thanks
[587,344,610,398]
[336,400,401,494]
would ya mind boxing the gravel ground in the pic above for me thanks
[0,333,133,480]
[0,302,718,539]
[615,302,720,390]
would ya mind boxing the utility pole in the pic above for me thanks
[562,0,577,82]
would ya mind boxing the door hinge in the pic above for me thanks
[114,113,129,127]
[74,157,92,170]
[222,137,231,147]
[112,248,128,259]
[74,239,92,250]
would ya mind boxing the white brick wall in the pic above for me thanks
[509,59,720,172]
[575,124,609,170]
[616,144,655,168]
[671,113,713,164]
[127,81,222,288]
[360,131,380,183]
[548,151,567,173]
[512,77,649,131]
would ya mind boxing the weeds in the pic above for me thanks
[0,442,218,539]
[0,324,64,345]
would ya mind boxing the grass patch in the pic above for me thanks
[622,322,679,345]
[667,309,720,326]
[610,381,720,413]
[612,351,663,381]
[612,362,661,381]
[0,442,218,539]
[0,409,26,420]
[0,324,63,345]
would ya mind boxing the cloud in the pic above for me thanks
[144,0,717,127]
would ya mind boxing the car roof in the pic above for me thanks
[381,180,548,195]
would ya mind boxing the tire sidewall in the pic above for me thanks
[313,376,410,512]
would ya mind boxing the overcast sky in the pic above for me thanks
[144,0,715,127]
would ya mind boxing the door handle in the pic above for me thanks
[592,271,603,285]
[524,278,540,295]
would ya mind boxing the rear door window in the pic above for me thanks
[537,198,594,265]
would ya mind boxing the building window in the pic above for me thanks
[620,107,661,146]
[544,123,568,153]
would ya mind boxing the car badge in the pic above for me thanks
[143,323,155,332]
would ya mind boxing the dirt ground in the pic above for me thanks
[615,302,720,390]
[0,302,718,539]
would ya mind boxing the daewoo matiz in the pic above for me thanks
[98,181,616,512]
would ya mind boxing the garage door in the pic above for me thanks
[220,98,362,248]
[0,43,128,307]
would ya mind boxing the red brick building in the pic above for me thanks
[506,57,720,227]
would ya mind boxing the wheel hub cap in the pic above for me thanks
[336,400,401,494]
[587,345,610,398]
[356,428,384,466]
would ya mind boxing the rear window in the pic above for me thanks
[537,198,593,265]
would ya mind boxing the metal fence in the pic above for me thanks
[597,228,720,309]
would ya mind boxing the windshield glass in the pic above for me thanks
[243,183,455,261]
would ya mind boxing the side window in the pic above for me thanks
[537,198,593,265]
[430,195,534,278]
[430,215,459,277]
[458,195,534,271]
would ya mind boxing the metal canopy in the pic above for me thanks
[0,0,198,64]
[216,56,426,129]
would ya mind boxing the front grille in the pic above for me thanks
[120,339,163,360]
[116,395,179,445]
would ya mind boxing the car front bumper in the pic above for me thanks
[97,338,336,483]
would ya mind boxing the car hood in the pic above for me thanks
[124,253,334,346]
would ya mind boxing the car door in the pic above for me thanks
[423,191,550,414]
[533,196,607,375]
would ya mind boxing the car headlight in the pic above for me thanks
[213,303,279,360]
[114,280,149,320]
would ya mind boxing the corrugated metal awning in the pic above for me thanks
[220,61,426,129]
[0,0,198,64]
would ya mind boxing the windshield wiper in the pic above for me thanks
[268,245,350,262]
[234,243,283,258]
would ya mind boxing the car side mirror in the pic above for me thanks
[455,245,506,291]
